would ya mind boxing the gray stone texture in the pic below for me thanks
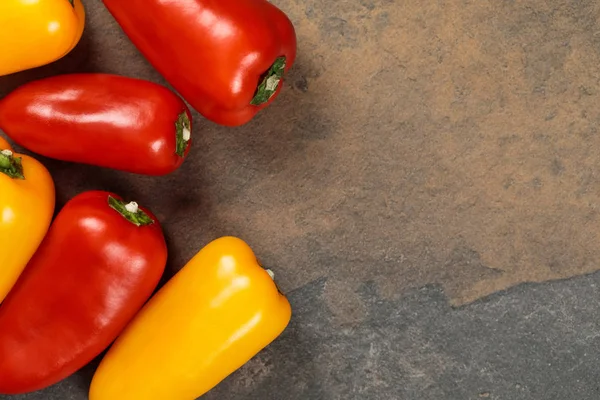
[2,0,600,398]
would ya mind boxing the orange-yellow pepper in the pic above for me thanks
[0,136,55,303]
[89,236,292,400]
[0,0,86,77]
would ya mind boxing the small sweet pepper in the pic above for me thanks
[0,136,55,304]
[0,190,167,394]
[0,73,193,176]
[102,0,297,127]
[0,0,86,76]
[89,236,292,400]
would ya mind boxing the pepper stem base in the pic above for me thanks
[108,196,154,226]
[0,149,24,180]
[250,56,287,106]
[175,112,191,157]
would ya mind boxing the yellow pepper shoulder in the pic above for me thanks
[0,0,86,77]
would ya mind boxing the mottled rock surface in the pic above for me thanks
[2,0,600,398]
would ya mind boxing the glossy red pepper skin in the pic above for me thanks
[0,73,193,176]
[102,0,297,127]
[0,190,168,395]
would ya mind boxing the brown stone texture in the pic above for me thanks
[1,0,600,329]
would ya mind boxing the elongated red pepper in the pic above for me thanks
[0,190,168,395]
[0,73,193,176]
[102,0,297,127]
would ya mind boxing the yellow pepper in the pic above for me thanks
[0,0,86,77]
[0,136,55,303]
[89,236,292,400]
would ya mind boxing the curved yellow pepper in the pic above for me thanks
[0,136,55,303]
[89,236,292,400]
[0,0,86,77]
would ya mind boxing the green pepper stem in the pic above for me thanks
[0,149,25,180]
[175,111,191,157]
[250,56,287,106]
[108,196,154,227]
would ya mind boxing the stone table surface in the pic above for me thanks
[2,0,600,399]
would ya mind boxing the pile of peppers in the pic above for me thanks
[0,0,296,398]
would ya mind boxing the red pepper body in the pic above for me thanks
[102,0,297,127]
[0,190,168,395]
[0,74,193,176]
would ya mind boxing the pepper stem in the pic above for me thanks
[108,196,154,227]
[175,111,191,157]
[257,258,284,293]
[67,0,74,6]
[264,267,284,294]
[250,56,287,106]
[0,149,25,180]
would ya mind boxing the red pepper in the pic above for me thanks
[0,190,168,395]
[0,73,193,176]
[102,0,297,127]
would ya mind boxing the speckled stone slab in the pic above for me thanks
[2,0,600,398]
